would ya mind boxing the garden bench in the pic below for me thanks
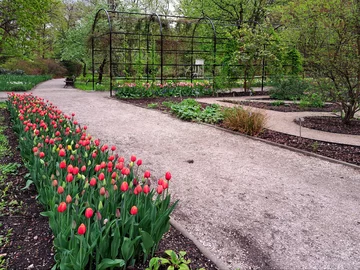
[64,77,75,88]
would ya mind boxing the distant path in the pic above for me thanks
[197,96,360,146]
[3,80,360,270]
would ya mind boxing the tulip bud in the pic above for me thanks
[144,170,151,178]
[165,171,172,181]
[99,187,106,196]
[98,172,105,181]
[143,185,150,194]
[116,208,121,218]
[120,181,128,192]
[136,159,142,166]
[156,185,163,194]
[52,179,58,187]
[66,195,72,203]
[90,177,96,186]
[57,186,64,194]
[130,155,136,162]
[57,202,67,212]
[85,208,94,219]
[130,206,138,215]
[96,211,102,220]
[77,223,86,235]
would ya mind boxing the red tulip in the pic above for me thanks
[90,177,97,186]
[99,187,106,195]
[57,202,67,212]
[81,165,86,172]
[158,178,164,185]
[39,152,45,158]
[120,181,128,192]
[130,155,136,162]
[144,170,151,178]
[66,194,72,203]
[136,159,142,166]
[85,208,94,219]
[57,186,64,194]
[143,185,150,194]
[94,164,101,172]
[165,172,172,181]
[156,185,163,194]
[78,223,86,235]
[59,149,66,157]
[134,185,142,195]
[98,172,105,181]
[59,160,66,169]
[32,147,38,153]
[130,206,138,215]
[52,179,58,187]
[66,173,74,182]
[100,161,106,169]
[162,181,168,190]
[67,164,73,173]
[111,172,117,179]
[72,166,79,175]
[111,145,116,151]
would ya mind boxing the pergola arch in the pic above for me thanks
[91,10,220,96]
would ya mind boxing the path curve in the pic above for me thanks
[4,80,360,270]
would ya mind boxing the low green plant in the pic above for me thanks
[223,106,266,136]
[0,75,52,91]
[299,93,324,108]
[271,100,285,106]
[162,101,175,108]
[147,103,158,109]
[269,76,310,100]
[146,250,192,270]
[197,104,224,124]
[170,99,202,121]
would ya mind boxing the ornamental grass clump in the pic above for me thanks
[222,106,267,136]
[6,93,177,270]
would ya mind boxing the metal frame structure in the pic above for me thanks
[91,10,219,96]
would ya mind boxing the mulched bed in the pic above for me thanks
[295,116,360,135]
[222,100,341,112]
[118,97,360,167]
[0,108,219,270]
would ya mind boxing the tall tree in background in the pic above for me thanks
[281,0,360,123]
[0,0,59,59]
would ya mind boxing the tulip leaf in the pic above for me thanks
[141,230,154,251]
[121,237,134,261]
[97,258,125,270]
[21,179,33,190]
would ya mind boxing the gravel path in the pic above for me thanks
[6,80,360,270]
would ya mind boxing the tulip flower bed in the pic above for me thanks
[6,93,177,269]
[114,81,213,98]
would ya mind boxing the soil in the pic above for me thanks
[118,97,360,167]
[0,108,219,270]
[222,100,341,112]
[295,116,360,135]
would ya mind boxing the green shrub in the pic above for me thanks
[299,93,325,108]
[271,100,285,106]
[170,99,201,121]
[197,104,224,124]
[223,106,266,136]
[0,75,52,91]
[269,76,310,100]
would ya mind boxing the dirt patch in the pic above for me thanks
[223,100,341,113]
[295,116,360,135]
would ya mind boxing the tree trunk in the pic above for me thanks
[98,57,107,84]
[81,60,87,78]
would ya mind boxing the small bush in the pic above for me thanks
[223,106,266,136]
[269,76,310,100]
[170,99,201,121]
[299,93,324,108]
[271,100,285,106]
[197,104,224,124]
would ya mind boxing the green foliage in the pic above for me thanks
[223,107,266,136]
[299,93,324,108]
[0,75,52,91]
[115,82,212,99]
[170,99,202,121]
[197,104,224,124]
[146,250,191,270]
[2,58,66,77]
[271,100,285,106]
[269,76,310,100]
[282,47,303,75]
[147,103,158,109]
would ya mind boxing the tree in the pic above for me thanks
[281,0,360,124]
